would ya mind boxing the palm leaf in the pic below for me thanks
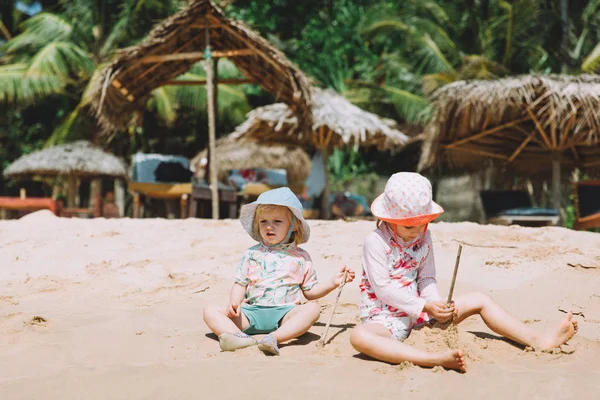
[2,13,72,55]
[582,42,600,72]
[416,34,455,74]
[148,86,178,125]
[45,107,83,146]
[381,84,432,123]
[0,64,64,107]
[28,42,95,81]
[360,17,412,36]
[175,60,251,125]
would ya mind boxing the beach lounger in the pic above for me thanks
[572,180,600,231]
[0,196,59,216]
[480,190,560,227]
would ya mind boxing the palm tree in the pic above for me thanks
[0,0,252,148]
[579,0,600,72]
[357,0,559,123]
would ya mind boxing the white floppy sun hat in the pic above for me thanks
[371,172,444,225]
[239,187,310,244]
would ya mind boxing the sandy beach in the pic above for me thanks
[1,213,599,399]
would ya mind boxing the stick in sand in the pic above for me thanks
[433,244,463,330]
[447,244,463,305]
[316,270,348,348]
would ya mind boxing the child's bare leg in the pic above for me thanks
[271,302,320,343]
[202,304,250,336]
[350,323,467,372]
[453,292,578,349]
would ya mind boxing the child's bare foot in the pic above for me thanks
[539,312,578,350]
[437,349,467,372]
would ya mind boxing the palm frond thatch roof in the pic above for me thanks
[418,74,600,174]
[3,141,127,179]
[86,0,313,134]
[191,136,311,184]
[231,88,412,150]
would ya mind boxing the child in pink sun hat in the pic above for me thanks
[350,172,578,372]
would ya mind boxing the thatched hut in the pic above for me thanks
[85,0,314,218]
[231,88,411,150]
[86,0,313,134]
[4,141,127,207]
[231,88,412,218]
[418,74,600,211]
[190,137,311,186]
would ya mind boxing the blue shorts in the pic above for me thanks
[241,304,296,335]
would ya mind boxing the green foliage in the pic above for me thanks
[328,147,379,200]
[3,0,600,203]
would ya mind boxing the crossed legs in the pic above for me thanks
[203,302,320,344]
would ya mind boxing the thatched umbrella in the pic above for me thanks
[85,0,314,219]
[418,74,600,212]
[4,141,127,207]
[190,136,311,186]
[231,88,412,218]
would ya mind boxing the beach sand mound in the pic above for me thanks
[0,219,598,399]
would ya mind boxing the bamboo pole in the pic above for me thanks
[559,114,575,150]
[162,78,253,86]
[444,145,509,160]
[140,49,254,64]
[205,20,219,220]
[525,107,553,149]
[445,117,530,148]
[508,131,535,163]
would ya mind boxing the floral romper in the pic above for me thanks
[359,224,441,340]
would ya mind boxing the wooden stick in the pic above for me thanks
[508,130,535,163]
[525,107,553,149]
[162,78,253,86]
[317,270,348,348]
[444,145,509,160]
[445,117,530,148]
[447,245,463,304]
[140,49,254,64]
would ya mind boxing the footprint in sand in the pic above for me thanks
[121,259,152,269]
[90,231,121,238]
[25,276,74,293]
[0,296,19,305]
[27,315,48,327]
[85,261,115,275]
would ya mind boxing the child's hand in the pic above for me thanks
[331,265,356,288]
[226,301,241,318]
[425,301,455,323]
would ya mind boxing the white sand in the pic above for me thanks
[1,214,600,399]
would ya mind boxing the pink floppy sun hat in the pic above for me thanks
[371,172,444,226]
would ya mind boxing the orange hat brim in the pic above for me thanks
[370,194,444,226]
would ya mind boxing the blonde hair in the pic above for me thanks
[254,204,305,245]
